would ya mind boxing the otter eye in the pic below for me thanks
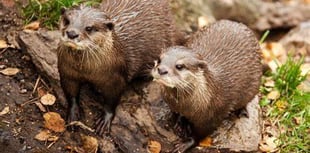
[175,64,185,70]
[157,58,161,64]
[85,26,97,33]
[85,26,93,32]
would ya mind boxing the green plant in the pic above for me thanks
[262,57,310,152]
[22,0,102,29]
[273,56,307,98]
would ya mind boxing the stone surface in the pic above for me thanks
[206,0,310,31]
[280,21,310,63]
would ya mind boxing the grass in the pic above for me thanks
[22,0,102,29]
[260,56,310,152]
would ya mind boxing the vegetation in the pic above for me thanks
[260,56,310,152]
[22,0,102,29]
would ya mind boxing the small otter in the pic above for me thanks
[57,0,180,135]
[152,20,262,152]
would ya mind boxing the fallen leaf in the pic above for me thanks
[301,63,310,76]
[275,100,288,110]
[147,140,161,153]
[267,90,280,100]
[81,135,98,153]
[40,93,56,105]
[259,136,279,152]
[297,82,310,92]
[35,130,50,141]
[43,112,65,133]
[0,68,20,76]
[199,137,212,147]
[35,130,59,142]
[24,21,40,30]
[0,106,9,116]
[293,117,302,125]
[264,77,275,87]
[35,102,47,112]
[0,39,8,49]
[37,87,47,97]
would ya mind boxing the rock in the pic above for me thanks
[280,21,310,63]
[17,30,262,152]
[170,0,215,33]
[18,29,60,81]
[206,0,310,31]
[211,96,262,152]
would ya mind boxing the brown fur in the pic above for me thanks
[152,20,262,151]
[57,0,180,134]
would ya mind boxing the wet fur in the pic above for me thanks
[57,0,180,134]
[153,20,262,138]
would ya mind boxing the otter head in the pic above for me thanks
[152,46,207,89]
[59,6,114,51]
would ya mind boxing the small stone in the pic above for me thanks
[20,89,27,94]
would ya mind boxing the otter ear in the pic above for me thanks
[60,7,66,15]
[105,22,114,31]
[196,59,207,69]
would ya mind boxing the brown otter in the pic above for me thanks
[152,20,262,152]
[57,0,181,135]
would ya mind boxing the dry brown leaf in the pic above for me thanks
[0,106,9,116]
[147,140,161,153]
[0,68,20,76]
[24,21,40,30]
[35,130,51,141]
[34,130,58,142]
[297,82,310,92]
[301,63,310,76]
[37,87,47,97]
[264,77,275,87]
[267,90,280,100]
[259,136,279,152]
[199,137,212,147]
[293,117,302,125]
[81,135,98,153]
[43,112,65,133]
[0,39,8,49]
[40,93,56,105]
[35,102,47,112]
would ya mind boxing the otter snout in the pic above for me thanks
[157,66,168,75]
[66,30,79,39]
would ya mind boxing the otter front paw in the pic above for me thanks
[66,103,82,131]
[94,111,114,135]
[172,137,196,153]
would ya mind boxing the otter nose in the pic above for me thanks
[158,67,168,75]
[66,30,79,39]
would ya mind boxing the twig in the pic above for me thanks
[32,75,41,94]
[67,121,95,132]
[47,141,56,149]
[21,97,40,107]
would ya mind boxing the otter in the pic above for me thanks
[57,0,181,135]
[152,20,262,152]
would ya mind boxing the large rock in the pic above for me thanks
[280,21,310,63]
[206,0,310,31]
[17,29,262,152]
